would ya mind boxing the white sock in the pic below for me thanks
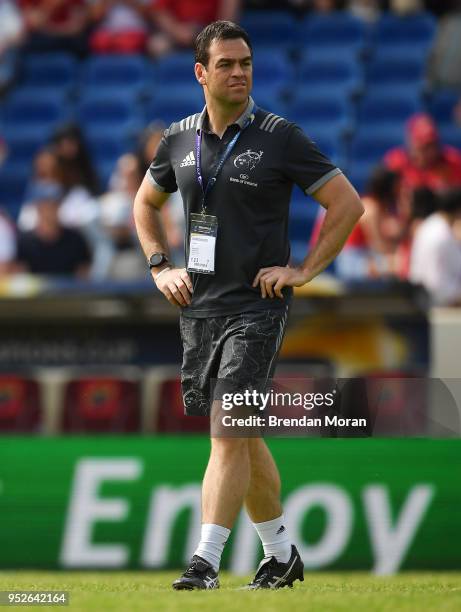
[194,523,230,572]
[253,514,292,563]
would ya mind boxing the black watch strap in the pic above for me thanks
[148,252,169,269]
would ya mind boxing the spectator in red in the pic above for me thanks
[89,1,149,54]
[20,0,89,56]
[384,113,461,194]
[148,0,241,57]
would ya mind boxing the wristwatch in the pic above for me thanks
[148,252,169,270]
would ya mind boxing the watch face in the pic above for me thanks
[150,253,165,267]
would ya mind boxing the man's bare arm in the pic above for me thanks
[253,174,364,298]
[299,173,365,281]
[133,175,192,307]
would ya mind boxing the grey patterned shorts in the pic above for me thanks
[179,306,290,416]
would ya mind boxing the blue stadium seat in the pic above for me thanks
[145,87,204,125]
[371,42,431,63]
[78,93,143,138]
[82,54,149,98]
[357,92,421,129]
[439,126,461,152]
[0,90,72,138]
[428,90,459,127]
[153,52,196,87]
[290,94,353,139]
[375,12,436,50]
[347,160,377,195]
[241,11,297,48]
[367,56,426,88]
[1,130,46,165]
[0,162,29,218]
[289,207,318,243]
[310,135,343,167]
[350,128,404,165]
[252,50,294,91]
[95,160,118,190]
[85,132,133,166]
[299,13,368,56]
[251,86,288,116]
[21,53,78,88]
[298,57,363,97]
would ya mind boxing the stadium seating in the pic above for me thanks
[347,160,376,195]
[81,54,149,99]
[21,53,78,89]
[350,127,404,168]
[290,94,353,141]
[252,50,294,92]
[374,12,436,51]
[357,92,421,132]
[297,57,363,98]
[61,377,141,433]
[299,12,368,58]
[0,89,72,139]
[428,90,460,128]
[366,56,426,91]
[240,11,297,49]
[0,162,31,217]
[77,92,143,137]
[153,52,197,88]
[439,126,461,151]
[145,86,204,125]
[0,375,42,433]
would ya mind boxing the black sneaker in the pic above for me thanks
[248,545,304,589]
[172,555,220,590]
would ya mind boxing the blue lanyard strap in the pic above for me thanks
[195,110,255,214]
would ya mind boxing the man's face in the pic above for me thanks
[196,38,253,106]
[410,140,440,168]
[36,199,60,226]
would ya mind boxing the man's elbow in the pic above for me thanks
[353,195,365,220]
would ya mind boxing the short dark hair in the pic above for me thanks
[195,20,252,67]
[366,166,399,203]
[437,189,461,215]
[411,188,437,221]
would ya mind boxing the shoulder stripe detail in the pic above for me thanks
[265,114,281,131]
[269,117,285,132]
[259,113,275,130]
[181,113,199,131]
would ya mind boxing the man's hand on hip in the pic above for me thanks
[253,266,310,299]
[153,267,193,307]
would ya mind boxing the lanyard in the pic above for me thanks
[195,110,255,215]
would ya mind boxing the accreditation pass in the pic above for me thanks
[187,213,218,274]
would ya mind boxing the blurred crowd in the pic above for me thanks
[330,113,461,305]
[0,0,461,306]
[0,120,186,280]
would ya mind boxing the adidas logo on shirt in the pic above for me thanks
[180,151,196,167]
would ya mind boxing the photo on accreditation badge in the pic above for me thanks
[1,3,461,611]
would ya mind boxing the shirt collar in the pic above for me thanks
[196,96,255,134]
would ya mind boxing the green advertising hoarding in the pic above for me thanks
[0,438,460,573]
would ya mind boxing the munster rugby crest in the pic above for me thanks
[234,149,263,172]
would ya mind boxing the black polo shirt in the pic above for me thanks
[148,97,341,318]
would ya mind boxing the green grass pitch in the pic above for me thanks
[0,571,460,611]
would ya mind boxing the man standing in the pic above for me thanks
[133,21,363,590]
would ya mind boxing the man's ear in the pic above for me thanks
[195,62,206,85]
